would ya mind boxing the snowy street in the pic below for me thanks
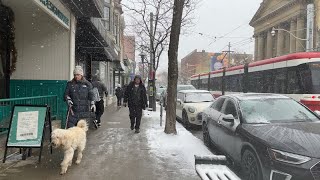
[0,104,215,180]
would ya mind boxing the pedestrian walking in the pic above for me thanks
[123,75,148,133]
[115,84,123,107]
[91,75,108,127]
[64,66,96,128]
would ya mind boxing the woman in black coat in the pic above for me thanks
[64,66,95,128]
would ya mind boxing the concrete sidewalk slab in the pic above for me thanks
[0,103,200,180]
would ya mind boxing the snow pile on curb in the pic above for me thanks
[143,109,213,171]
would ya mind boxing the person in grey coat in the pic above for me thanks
[64,66,95,128]
[92,75,108,127]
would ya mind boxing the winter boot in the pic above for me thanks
[93,119,99,129]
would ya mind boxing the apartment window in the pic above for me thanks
[103,6,110,31]
[114,13,119,44]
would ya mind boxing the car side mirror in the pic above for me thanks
[223,114,235,123]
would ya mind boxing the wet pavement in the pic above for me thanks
[0,104,200,180]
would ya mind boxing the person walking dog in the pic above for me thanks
[64,66,95,128]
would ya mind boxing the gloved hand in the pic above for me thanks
[90,101,96,112]
[66,96,73,107]
[67,100,73,107]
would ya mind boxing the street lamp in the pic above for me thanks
[139,52,146,81]
[271,27,308,41]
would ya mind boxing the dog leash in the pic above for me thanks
[64,106,74,129]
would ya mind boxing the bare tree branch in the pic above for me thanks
[122,0,198,72]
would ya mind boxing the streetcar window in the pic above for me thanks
[212,77,222,91]
[310,63,320,93]
[262,70,274,93]
[298,64,312,94]
[255,72,263,93]
[274,68,287,94]
[287,67,301,94]
[248,72,258,92]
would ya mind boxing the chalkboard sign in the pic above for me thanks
[3,105,52,163]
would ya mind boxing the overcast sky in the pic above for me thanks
[123,0,262,72]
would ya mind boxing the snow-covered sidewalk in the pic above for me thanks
[143,107,213,176]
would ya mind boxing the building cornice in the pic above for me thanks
[250,1,301,27]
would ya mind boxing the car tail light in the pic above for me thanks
[312,96,316,99]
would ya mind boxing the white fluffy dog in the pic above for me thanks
[51,120,88,175]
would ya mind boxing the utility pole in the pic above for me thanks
[222,42,234,67]
[149,12,155,110]
[221,42,234,95]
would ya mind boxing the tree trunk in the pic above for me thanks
[164,0,185,134]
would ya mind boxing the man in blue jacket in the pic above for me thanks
[123,75,148,133]
[64,66,95,128]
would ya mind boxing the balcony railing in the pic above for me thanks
[0,95,58,133]
[91,17,110,46]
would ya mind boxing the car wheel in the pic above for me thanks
[202,122,220,154]
[182,111,191,129]
[202,122,210,147]
[241,149,262,180]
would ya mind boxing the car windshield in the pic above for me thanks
[177,85,196,92]
[185,93,214,103]
[157,88,166,94]
[239,98,319,124]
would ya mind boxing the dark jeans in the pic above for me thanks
[95,99,105,123]
[129,106,143,130]
[67,114,78,128]
[116,96,122,106]
[66,111,91,128]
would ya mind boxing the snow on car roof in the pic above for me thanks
[179,90,210,93]
[227,93,290,100]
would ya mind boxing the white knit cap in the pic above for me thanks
[73,66,83,76]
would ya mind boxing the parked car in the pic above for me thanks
[162,84,196,108]
[202,93,320,180]
[156,86,166,101]
[176,90,214,128]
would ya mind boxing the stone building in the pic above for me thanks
[250,0,320,61]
